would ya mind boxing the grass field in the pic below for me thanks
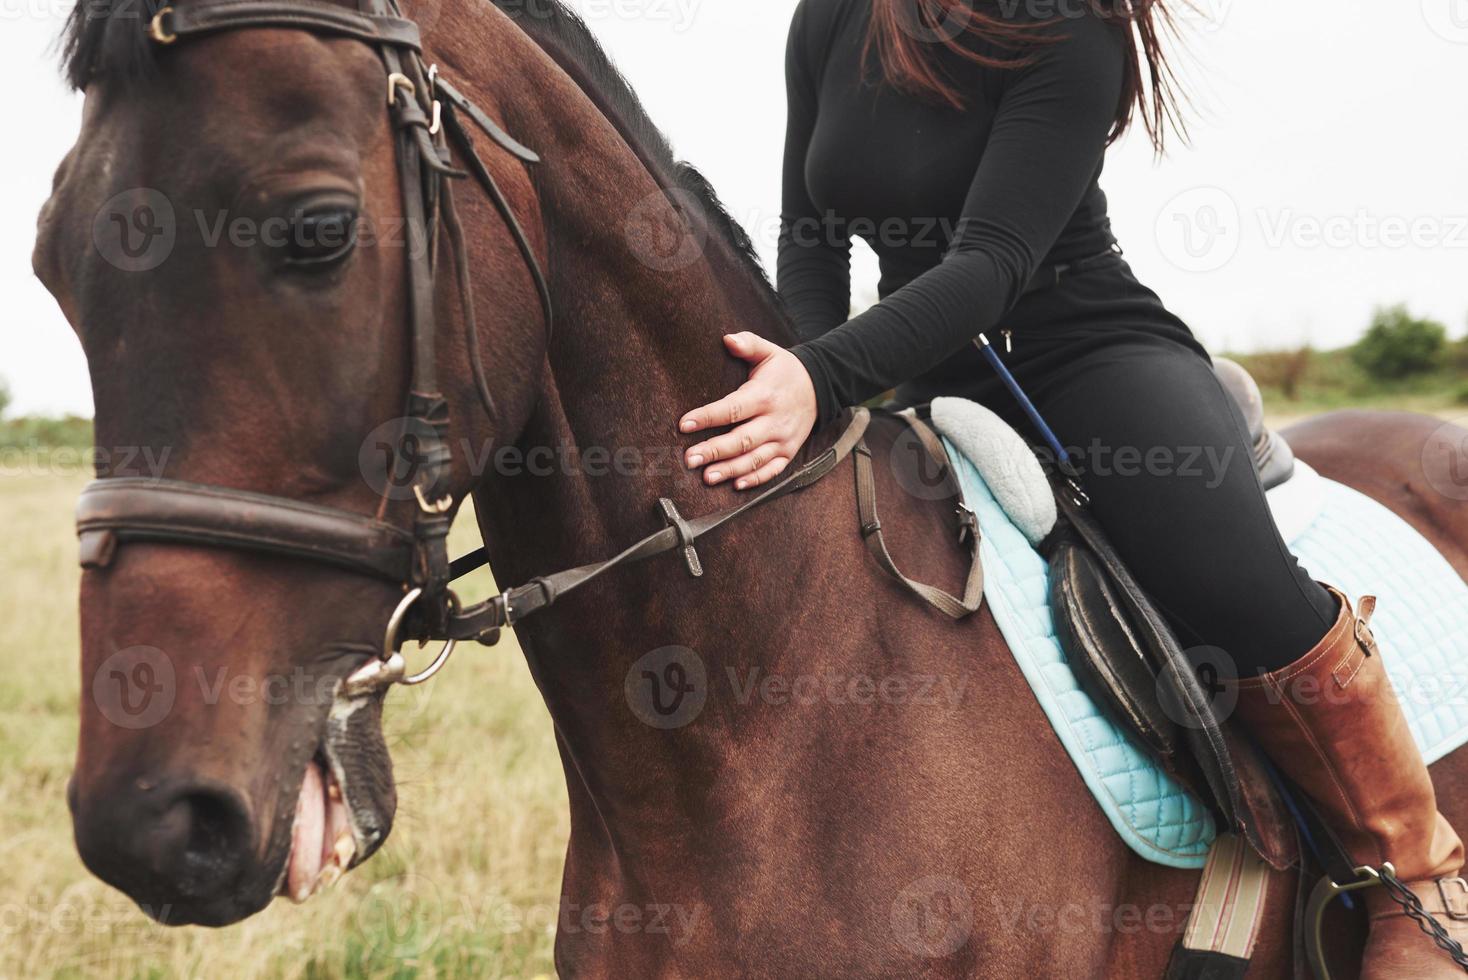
[0,467,568,980]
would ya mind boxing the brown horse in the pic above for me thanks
[35,0,1468,975]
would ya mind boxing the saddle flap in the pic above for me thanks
[1051,491,1298,870]
[1047,530,1181,761]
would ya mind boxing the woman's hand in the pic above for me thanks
[679,333,818,490]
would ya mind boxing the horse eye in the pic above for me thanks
[285,208,358,267]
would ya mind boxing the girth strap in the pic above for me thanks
[151,0,423,49]
[76,478,417,582]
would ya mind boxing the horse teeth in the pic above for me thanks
[314,864,343,894]
[334,829,357,867]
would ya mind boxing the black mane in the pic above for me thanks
[59,0,783,315]
[494,1,781,312]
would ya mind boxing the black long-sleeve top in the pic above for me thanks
[780,0,1128,425]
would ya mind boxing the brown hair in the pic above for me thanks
[864,0,1188,151]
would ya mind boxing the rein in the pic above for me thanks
[76,0,983,699]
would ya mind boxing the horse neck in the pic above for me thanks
[449,15,808,683]
[437,17,1021,909]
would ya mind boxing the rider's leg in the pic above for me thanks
[988,333,1468,977]
[1016,336,1334,671]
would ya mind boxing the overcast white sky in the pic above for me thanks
[4,1,1467,416]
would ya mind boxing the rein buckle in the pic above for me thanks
[658,497,703,578]
[956,503,978,547]
[413,484,453,515]
[149,6,178,44]
[387,72,416,107]
[1440,877,1468,921]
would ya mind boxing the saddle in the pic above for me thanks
[1045,361,1300,870]
[1216,358,1296,492]
[922,360,1301,871]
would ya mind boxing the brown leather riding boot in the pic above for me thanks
[1232,587,1468,978]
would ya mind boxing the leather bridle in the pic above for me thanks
[75,0,983,699]
[77,0,559,695]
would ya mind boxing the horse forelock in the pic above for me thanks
[60,1,165,90]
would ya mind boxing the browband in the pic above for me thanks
[150,1,423,50]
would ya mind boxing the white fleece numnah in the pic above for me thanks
[930,396,1057,547]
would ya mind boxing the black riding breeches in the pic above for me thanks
[914,321,1340,675]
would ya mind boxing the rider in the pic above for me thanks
[676,0,1466,973]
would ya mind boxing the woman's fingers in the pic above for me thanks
[676,335,816,490]
[678,334,783,434]
[678,383,768,435]
[734,454,791,491]
[685,417,772,469]
[722,331,777,363]
[701,442,786,487]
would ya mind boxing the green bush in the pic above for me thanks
[1456,382,1468,407]
[1351,305,1448,379]
[0,378,10,421]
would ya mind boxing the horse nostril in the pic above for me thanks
[153,785,254,899]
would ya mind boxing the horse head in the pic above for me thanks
[34,0,550,924]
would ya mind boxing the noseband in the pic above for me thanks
[76,0,979,698]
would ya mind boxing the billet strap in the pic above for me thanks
[852,412,984,620]
[1165,833,1271,979]
[76,478,417,583]
[151,0,422,49]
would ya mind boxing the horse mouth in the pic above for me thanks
[271,663,399,906]
[275,752,359,904]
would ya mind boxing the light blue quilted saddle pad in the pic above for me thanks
[943,437,1468,869]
